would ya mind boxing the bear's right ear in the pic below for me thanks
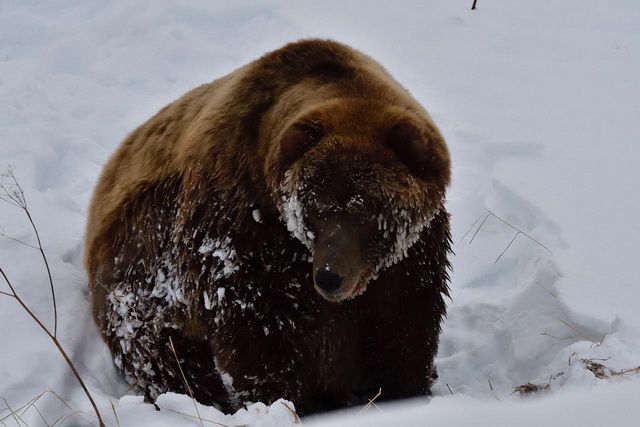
[276,119,324,177]
[386,119,450,186]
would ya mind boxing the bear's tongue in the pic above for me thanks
[312,219,364,300]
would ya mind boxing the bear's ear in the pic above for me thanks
[386,120,447,184]
[277,119,324,176]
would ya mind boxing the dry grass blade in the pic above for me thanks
[513,382,550,396]
[534,281,558,298]
[50,409,96,427]
[1,397,27,427]
[581,358,640,379]
[280,401,301,423]
[540,332,574,341]
[559,319,605,348]
[611,366,640,376]
[358,388,382,414]
[168,336,204,427]
[0,232,39,250]
[108,398,120,427]
[464,209,553,263]
[162,408,231,427]
[460,212,488,242]
[582,359,608,379]
[445,383,454,395]
[30,405,49,427]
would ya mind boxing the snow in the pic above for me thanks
[1,0,640,426]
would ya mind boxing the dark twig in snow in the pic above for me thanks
[168,337,205,427]
[109,398,120,427]
[0,171,105,427]
[0,231,39,250]
[462,209,552,263]
[445,384,454,395]
[280,401,302,423]
[1,169,57,337]
[460,212,486,242]
[472,0,479,10]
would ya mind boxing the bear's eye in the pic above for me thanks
[277,120,324,177]
[386,120,441,182]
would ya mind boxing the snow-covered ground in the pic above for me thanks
[1,0,639,425]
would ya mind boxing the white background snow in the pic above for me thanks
[1,0,639,425]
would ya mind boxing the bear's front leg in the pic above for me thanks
[358,272,446,402]
[209,285,310,411]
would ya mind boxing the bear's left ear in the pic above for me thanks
[386,120,450,186]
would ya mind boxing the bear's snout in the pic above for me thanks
[311,218,368,301]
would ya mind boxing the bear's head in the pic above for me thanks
[265,99,450,302]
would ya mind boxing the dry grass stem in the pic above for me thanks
[534,281,558,299]
[168,336,205,427]
[445,383,454,395]
[162,408,232,427]
[358,388,382,414]
[0,170,105,427]
[581,358,640,379]
[108,398,120,427]
[559,319,605,348]
[280,401,301,423]
[462,209,552,264]
[1,398,26,427]
[1,169,57,337]
[513,382,550,396]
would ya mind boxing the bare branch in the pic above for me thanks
[0,171,57,337]
[472,0,479,11]
[0,268,104,426]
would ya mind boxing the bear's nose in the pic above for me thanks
[314,269,344,292]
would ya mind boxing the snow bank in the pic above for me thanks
[1,0,639,426]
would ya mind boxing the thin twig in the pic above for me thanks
[161,408,231,427]
[280,401,301,423]
[31,405,49,427]
[1,170,57,337]
[108,398,120,427]
[540,332,574,341]
[0,171,104,426]
[1,398,26,427]
[534,281,558,299]
[468,214,491,245]
[472,0,479,10]
[358,388,382,414]
[0,268,104,426]
[0,232,39,250]
[486,209,552,254]
[559,319,604,348]
[445,383,454,395]
[460,212,486,242]
[168,336,204,427]
[494,232,519,264]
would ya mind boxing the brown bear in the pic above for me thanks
[84,39,451,414]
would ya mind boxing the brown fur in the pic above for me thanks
[85,39,452,414]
